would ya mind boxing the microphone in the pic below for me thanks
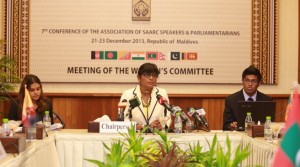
[195,108,209,129]
[156,94,191,122]
[117,99,127,121]
[172,106,191,122]
[128,97,141,120]
[187,107,205,125]
[156,94,174,113]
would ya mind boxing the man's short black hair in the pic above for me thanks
[242,65,262,81]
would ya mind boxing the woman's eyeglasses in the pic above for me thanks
[143,73,158,78]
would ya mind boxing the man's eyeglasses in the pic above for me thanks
[243,79,258,84]
[143,73,158,78]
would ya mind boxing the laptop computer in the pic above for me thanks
[236,101,276,131]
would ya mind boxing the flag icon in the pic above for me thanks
[22,85,36,127]
[170,52,180,60]
[105,51,118,60]
[131,52,145,60]
[182,52,198,60]
[146,52,158,60]
[158,52,166,60]
[91,51,104,60]
[118,51,131,60]
[272,84,300,167]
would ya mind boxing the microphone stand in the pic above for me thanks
[128,106,133,121]
[195,120,200,132]
[200,126,210,132]
[194,118,210,132]
[116,107,125,121]
[0,85,19,107]
[163,108,168,132]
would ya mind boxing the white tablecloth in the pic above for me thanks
[0,130,277,167]
[241,134,278,167]
[55,130,245,167]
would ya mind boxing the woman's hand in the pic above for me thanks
[150,119,162,130]
[136,123,144,130]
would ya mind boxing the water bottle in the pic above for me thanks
[264,116,272,142]
[2,118,10,136]
[174,112,182,134]
[245,112,253,133]
[43,111,51,128]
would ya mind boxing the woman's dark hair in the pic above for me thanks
[137,62,160,76]
[242,65,262,81]
[18,74,47,114]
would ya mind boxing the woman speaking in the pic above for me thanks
[119,63,171,131]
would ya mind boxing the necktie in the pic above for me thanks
[248,97,254,101]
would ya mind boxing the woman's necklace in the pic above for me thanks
[141,96,151,107]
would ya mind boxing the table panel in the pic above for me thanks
[55,130,267,167]
[0,129,278,167]
[0,133,60,167]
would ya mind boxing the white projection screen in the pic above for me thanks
[4,0,278,84]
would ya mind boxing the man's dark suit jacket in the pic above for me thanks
[223,89,272,130]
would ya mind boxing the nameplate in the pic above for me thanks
[0,134,26,153]
[99,121,136,133]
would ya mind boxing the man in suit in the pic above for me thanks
[223,65,272,130]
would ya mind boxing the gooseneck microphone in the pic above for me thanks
[0,83,19,108]
[128,97,141,120]
[117,99,127,121]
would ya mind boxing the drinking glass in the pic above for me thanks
[159,116,170,132]
[26,127,36,140]
[270,122,285,141]
[185,121,194,133]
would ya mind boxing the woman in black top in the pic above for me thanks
[8,74,54,125]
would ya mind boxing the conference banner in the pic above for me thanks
[4,0,278,83]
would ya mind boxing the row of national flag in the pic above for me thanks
[91,51,198,60]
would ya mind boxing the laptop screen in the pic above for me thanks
[236,101,276,131]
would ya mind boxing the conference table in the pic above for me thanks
[0,129,277,167]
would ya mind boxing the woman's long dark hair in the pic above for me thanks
[18,74,48,117]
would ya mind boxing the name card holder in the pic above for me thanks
[0,134,26,153]
[247,124,264,138]
[88,121,99,133]
[88,121,136,133]
[247,124,284,138]
[24,126,45,140]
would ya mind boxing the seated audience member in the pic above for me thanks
[8,74,54,125]
[120,62,171,131]
[223,65,272,130]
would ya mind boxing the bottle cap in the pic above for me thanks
[2,118,9,123]
[45,111,49,114]
[266,116,271,120]
[247,112,251,116]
